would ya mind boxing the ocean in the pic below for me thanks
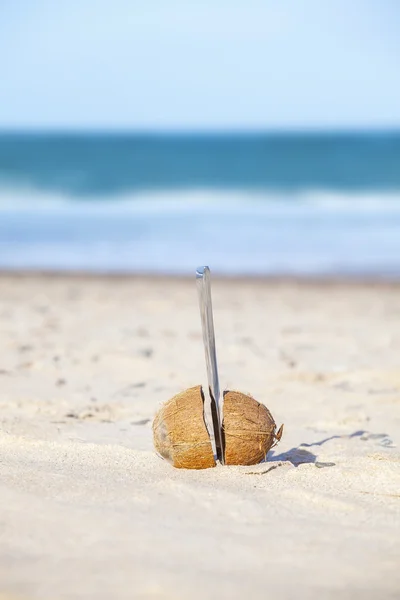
[0,132,400,276]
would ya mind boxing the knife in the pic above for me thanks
[196,266,224,464]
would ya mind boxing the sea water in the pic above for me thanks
[0,132,399,275]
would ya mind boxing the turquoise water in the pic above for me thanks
[0,132,400,275]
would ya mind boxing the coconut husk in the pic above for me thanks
[152,385,216,470]
[222,390,277,465]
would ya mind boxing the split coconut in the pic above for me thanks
[153,385,283,469]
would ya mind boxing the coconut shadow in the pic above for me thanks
[267,429,389,468]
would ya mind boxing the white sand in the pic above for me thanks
[0,275,399,599]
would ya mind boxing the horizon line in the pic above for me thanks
[1,126,400,137]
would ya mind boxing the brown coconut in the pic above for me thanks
[153,385,216,470]
[222,390,278,465]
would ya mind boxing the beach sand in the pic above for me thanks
[0,274,399,599]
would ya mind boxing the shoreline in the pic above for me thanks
[1,269,400,286]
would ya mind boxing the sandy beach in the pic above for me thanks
[0,274,399,599]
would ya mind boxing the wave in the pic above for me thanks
[0,185,400,216]
[1,186,400,275]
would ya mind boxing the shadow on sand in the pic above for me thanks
[267,430,378,467]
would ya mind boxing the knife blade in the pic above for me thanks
[196,266,224,464]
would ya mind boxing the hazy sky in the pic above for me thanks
[1,0,399,130]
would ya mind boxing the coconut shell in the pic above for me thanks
[222,391,277,466]
[153,385,216,470]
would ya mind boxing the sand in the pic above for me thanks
[0,274,399,599]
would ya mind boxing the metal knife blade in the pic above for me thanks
[196,266,224,464]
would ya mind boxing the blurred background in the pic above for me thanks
[0,0,399,276]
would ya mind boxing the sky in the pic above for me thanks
[0,0,399,130]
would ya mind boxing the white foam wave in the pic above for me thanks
[0,185,400,217]
[1,184,400,275]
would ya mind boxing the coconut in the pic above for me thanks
[222,390,279,465]
[152,385,216,470]
[153,386,283,469]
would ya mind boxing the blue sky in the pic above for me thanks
[0,0,399,130]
